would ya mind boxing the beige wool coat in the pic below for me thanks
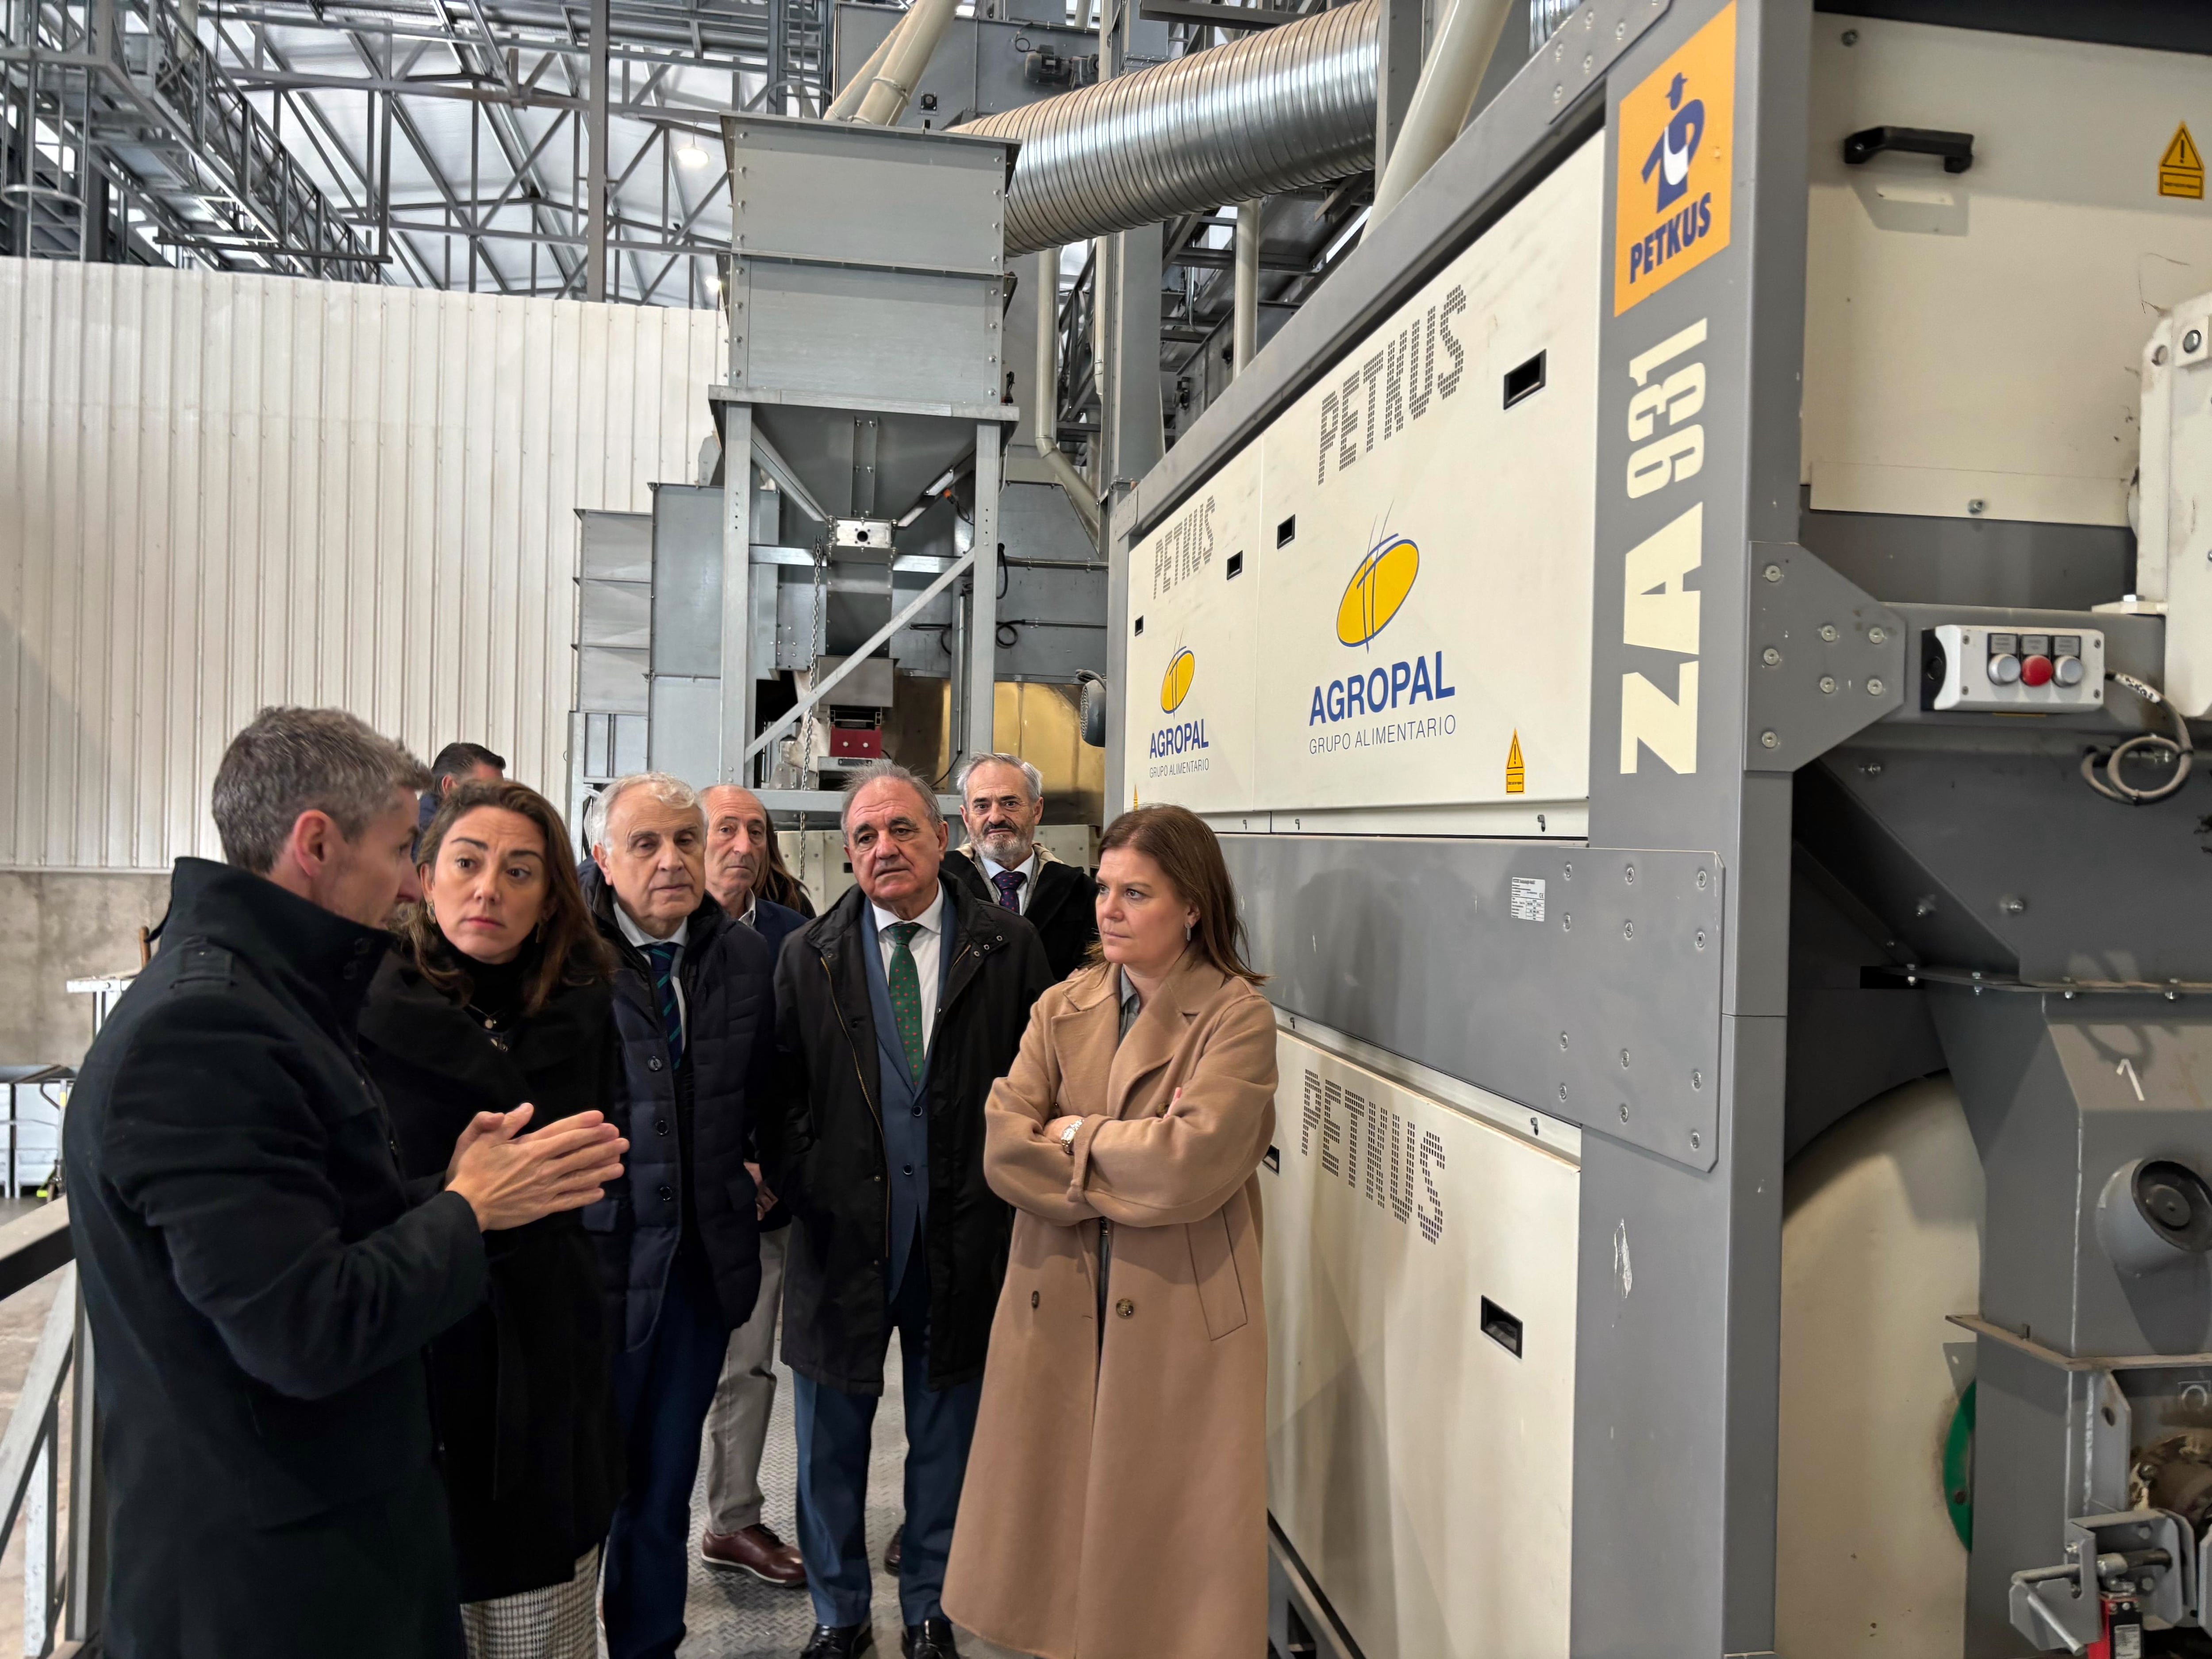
[941,955,1279,1659]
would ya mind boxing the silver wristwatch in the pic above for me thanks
[1060,1120,1080,1155]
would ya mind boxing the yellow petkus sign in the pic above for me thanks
[1613,4,1736,315]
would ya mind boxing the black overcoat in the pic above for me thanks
[763,876,1052,1394]
[358,949,625,1604]
[947,845,1099,983]
[63,859,488,1659]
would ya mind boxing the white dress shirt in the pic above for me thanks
[615,904,690,1040]
[976,848,1041,915]
[870,885,946,1057]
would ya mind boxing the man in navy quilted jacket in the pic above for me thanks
[582,772,775,1659]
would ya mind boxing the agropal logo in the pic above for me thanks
[1149,646,1208,762]
[1310,529,1455,726]
[1161,647,1197,713]
[1336,535,1418,647]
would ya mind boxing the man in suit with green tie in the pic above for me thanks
[762,760,1051,1659]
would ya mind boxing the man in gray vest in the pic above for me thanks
[764,761,1050,1659]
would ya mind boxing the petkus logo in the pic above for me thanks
[1309,530,1455,726]
[1149,645,1209,760]
[1612,3,1735,315]
[1628,73,1713,288]
[1161,647,1196,712]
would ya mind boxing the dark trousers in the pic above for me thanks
[603,1240,728,1659]
[792,1257,983,1629]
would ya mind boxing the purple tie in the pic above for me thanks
[991,868,1026,912]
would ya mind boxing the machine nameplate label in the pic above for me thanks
[1511,876,1547,922]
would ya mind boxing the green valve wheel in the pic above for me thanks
[1943,1381,1976,1549]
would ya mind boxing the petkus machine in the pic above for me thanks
[1106,4,2212,1656]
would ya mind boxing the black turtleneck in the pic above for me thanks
[455,944,537,1027]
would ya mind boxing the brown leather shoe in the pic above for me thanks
[702,1522,807,1587]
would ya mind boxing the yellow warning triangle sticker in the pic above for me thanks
[1505,730,1526,795]
[2162,123,2204,200]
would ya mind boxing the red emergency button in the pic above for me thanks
[2021,654,2054,687]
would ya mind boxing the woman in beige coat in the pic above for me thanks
[942,803,1278,1659]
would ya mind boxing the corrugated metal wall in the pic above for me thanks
[0,258,725,871]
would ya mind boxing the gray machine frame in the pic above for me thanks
[1112,2,2212,1655]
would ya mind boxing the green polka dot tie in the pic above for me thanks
[886,922,926,1079]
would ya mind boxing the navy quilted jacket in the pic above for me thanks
[580,865,773,1350]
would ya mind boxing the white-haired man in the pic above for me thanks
[584,772,778,1659]
[947,752,1098,981]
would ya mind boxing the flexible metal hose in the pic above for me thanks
[956,0,1380,257]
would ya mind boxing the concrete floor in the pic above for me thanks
[676,1332,1025,1659]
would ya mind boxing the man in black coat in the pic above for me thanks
[583,772,776,1659]
[764,761,1052,1659]
[64,706,626,1659]
[945,753,1098,983]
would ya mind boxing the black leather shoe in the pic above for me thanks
[882,1520,903,1574]
[901,1618,959,1659]
[799,1624,873,1659]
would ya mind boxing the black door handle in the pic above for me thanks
[1843,126,1974,174]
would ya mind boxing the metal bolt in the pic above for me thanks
[1563,862,1574,879]
[1559,1084,1569,1102]
[1619,1103,1630,1122]
[1696,869,1709,890]
[2189,329,2205,353]
[2000,895,2026,916]
[1615,18,1625,38]
[1582,53,1593,73]
[1819,675,1838,695]
[1694,929,1707,950]
[1869,626,1887,644]
[1621,1049,1631,1068]
[1692,1069,1703,1090]
[1967,498,1986,515]
[1762,646,1781,667]
[1623,921,1636,940]
[1562,913,1573,932]
[1624,864,1637,885]
[1819,623,1839,642]
[1763,563,1783,583]
[1690,1129,1702,1149]
[1864,761,1883,776]
[1867,677,1886,696]
[1553,83,1564,104]
[1559,1033,1570,1050]
[1841,27,1858,43]
[1916,896,1936,917]
[1760,730,1780,749]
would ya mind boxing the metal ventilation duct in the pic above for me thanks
[956,0,1380,257]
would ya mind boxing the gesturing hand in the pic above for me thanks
[445,1103,629,1232]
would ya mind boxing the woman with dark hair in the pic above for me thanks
[360,779,625,1659]
[942,803,1279,1659]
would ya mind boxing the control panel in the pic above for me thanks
[1929,624,2105,712]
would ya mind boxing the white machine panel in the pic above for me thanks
[1930,623,2104,712]
[1252,136,1602,830]
[2140,297,2212,718]
[1123,439,1266,814]
[1803,16,2212,526]
[1266,1030,1578,1659]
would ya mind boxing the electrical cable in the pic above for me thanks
[2082,671,2194,804]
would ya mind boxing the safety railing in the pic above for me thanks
[0,1201,99,1659]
